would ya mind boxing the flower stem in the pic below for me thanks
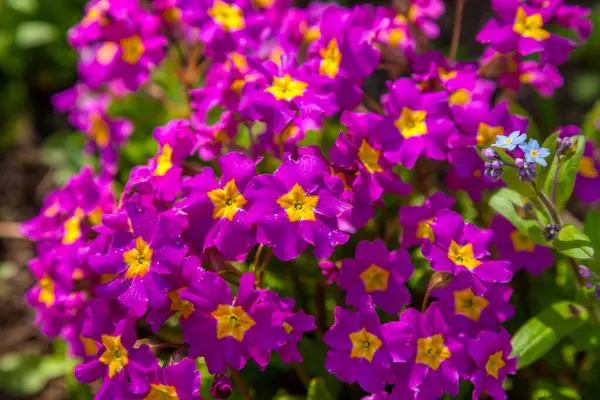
[231,370,254,400]
[449,0,466,62]
[534,182,562,226]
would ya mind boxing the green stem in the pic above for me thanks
[533,182,562,226]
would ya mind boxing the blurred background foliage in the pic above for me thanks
[0,0,599,399]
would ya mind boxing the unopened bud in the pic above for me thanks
[211,375,233,399]
[482,148,497,160]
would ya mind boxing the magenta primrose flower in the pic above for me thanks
[74,299,159,398]
[491,216,554,275]
[324,296,392,393]
[399,191,455,248]
[337,240,413,315]
[468,329,517,400]
[90,198,187,317]
[180,152,258,259]
[246,154,351,261]
[181,272,287,373]
[381,78,455,168]
[422,209,512,294]
[146,358,203,400]
[382,302,468,399]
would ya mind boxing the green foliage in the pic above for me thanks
[542,136,586,211]
[307,378,334,400]
[553,225,594,261]
[489,188,547,245]
[511,301,590,369]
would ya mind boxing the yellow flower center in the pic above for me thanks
[168,289,194,319]
[99,335,129,378]
[416,334,452,371]
[38,274,55,307]
[485,351,506,379]
[578,156,598,178]
[319,38,342,78]
[120,35,145,65]
[438,67,457,82]
[253,0,275,9]
[227,51,248,72]
[302,25,321,43]
[283,322,294,334]
[123,237,153,279]
[448,240,482,270]
[162,7,182,23]
[80,334,99,357]
[207,179,248,221]
[359,264,390,293]
[276,183,319,222]
[358,140,384,174]
[349,328,382,362]
[520,72,535,84]
[145,383,180,400]
[449,89,472,106]
[97,41,119,65]
[154,144,173,176]
[529,149,539,158]
[407,4,419,22]
[89,113,110,148]
[88,207,103,227]
[208,0,245,32]
[394,107,428,139]
[513,8,550,41]
[509,230,535,252]
[387,29,406,47]
[81,0,109,27]
[212,304,256,342]
[63,208,84,245]
[265,74,308,101]
[477,123,504,146]
[453,288,489,321]
[416,218,435,242]
[274,124,300,146]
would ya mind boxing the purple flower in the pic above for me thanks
[491,216,554,275]
[405,0,445,39]
[422,210,512,293]
[246,154,351,261]
[324,297,392,393]
[468,329,517,400]
[77,5,167,91]
[382,303,468,399]
[337,240,413,315]
[399,192,455,248]
[330,111,412,203]
[145,256,204,332]
[181,273,287,373]
[519,61,564,97]
[477,1,577,65]
[90,198,187,317]
[74,299,159,398]
[180,152,258,259]
[146,358,202,400]
[211,375,234,399]
[432,272,514,337]
[381,78,454,168]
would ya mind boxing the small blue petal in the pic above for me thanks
[538,148,551,157]
[536,158,548,167]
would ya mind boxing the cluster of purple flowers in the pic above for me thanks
[22,0,596,399]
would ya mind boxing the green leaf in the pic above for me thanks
[543,136,586,210]
[15,22,57,48]
[307,378,333,400]
[0,352,77,396]
[584,211,600,271]
[569,324,600,352]
[553,224,594,260]
[535,132,559,190]
[489,188,548,245]
[582,99,600,143]
[512,301,590,369]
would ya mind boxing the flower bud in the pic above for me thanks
[211,375,234,399]
[482,148,497,160]
[578,265,591,279]
[515,157,525,168]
